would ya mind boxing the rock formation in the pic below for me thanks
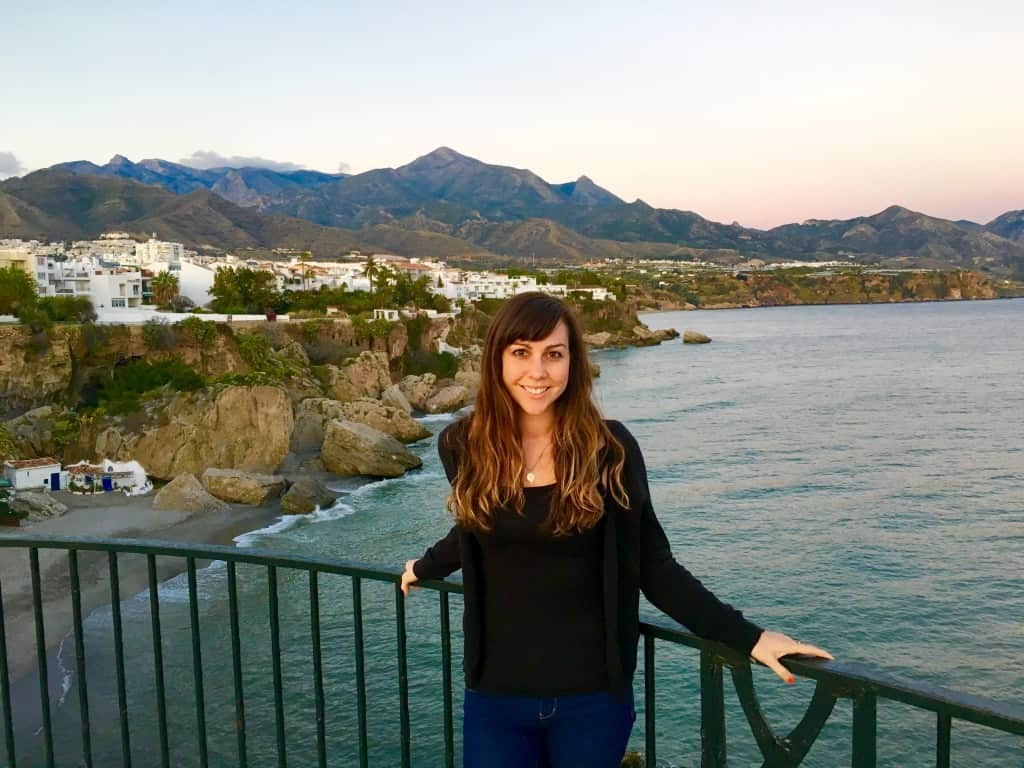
[131,385,293,480]
[153,473,229,514]
[10,492,68,520]
[201,468,286,505]
[320,419,423,477]
[281,477,338,515]
[683,330,712,344]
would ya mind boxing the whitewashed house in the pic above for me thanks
[3,458,65,491]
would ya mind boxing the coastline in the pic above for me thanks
[637,293,1022,313]
[0,490,282,684]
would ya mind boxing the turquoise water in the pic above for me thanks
[14,298,1024,767]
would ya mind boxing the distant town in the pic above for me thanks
[1,234,626,322]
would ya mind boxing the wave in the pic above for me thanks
[233,498,357,547]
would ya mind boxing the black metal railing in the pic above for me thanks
[0,535,1021,767]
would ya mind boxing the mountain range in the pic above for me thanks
[2,148,1022,277]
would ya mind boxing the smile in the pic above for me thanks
[521,385,550,395]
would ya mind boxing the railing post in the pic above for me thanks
[936,712,951,768]
[227,561,248,767]
[700,649,727,768]
[267,565,287,768]
[440,591,455,768]
[852,690,877,768]
[0,569,15,768]
[108,551,132,767]
[644,632,656,768]
[395,582,411,768]
[309,570,327,768]
[146,554,169,768]
[352,576,368,768]
[186,557,208,768]
[69,550,93,768]
[29,549,54,768]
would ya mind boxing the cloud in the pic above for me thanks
[337,160,352,174]
[0,151,26,179]
[178,150,307,172]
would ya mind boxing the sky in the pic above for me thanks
[3,0,1023,229]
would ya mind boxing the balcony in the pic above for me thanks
[0,536,1021,767]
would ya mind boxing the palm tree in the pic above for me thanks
[364,256,381,294]
[151,271,180,307]
[299,252,313,291]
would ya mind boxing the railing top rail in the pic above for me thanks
[639,614,1024,735]
[2,534,1021,735]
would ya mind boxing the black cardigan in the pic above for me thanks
[413,418,764,694]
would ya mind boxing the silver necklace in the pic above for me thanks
[524,442,550,485]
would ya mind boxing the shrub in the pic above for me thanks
[36,295,96,323]
[85,359,206,414]
[236,331,273,369]
[175,316,218,347]
[405,350,457,379]
[142,318,179,350]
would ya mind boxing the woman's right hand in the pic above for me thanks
[400,559,420,597]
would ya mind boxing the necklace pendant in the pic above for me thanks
[526,472,535,483]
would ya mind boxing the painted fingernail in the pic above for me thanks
[787,677,795,684]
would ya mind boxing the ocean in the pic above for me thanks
[11,298,1024,767]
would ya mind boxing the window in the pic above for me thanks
[111,298,126,307]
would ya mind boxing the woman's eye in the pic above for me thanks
[547,351,563,359]
[512,348,528,357]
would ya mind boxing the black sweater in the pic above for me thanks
[413,418,764,695]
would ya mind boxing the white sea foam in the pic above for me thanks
[233,498,357,547]
[55,633,74,707]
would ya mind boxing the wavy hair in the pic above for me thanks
[447,292,629,536]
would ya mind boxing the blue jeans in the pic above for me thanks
[463,688,636,768]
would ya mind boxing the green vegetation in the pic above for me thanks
[210,266,279,314]
[150,271,179,307]
[82,359,206,415]
[175,316,217,346]
[405,350,458,379]
[0,266,36,315]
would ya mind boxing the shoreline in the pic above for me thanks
[0,490,282,684]
[636,293,1024,314]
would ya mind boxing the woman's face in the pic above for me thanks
[501,320,571,418]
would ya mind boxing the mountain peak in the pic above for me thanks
[108,154,133,167]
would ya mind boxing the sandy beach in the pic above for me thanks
[0,489,282,684]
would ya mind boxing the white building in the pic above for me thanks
[3,458,65,491]
[180,259,217,307]
[89,266,143,309]
[134,236,184,266]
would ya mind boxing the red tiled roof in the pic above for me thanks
[4,457,61,470]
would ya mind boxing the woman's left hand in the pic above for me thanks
[750,630,833,684]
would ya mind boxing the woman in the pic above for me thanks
[401,292,832,767]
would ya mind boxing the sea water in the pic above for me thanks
[13,298,1024,767]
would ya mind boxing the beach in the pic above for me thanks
[0,489,282,684]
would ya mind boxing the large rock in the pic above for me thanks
[321,420,423,477]
[281,477,338,515]
[153,473,228,514]
[10,491,68,520]
[293,397,429,448]
[202,468,286,505]
[454,370,481,399]
[399,373,438,412]
[291,398,347,453]
[582,331,613,347]
[323,351,392,402]
[340,398,431,443]
[131,385,293,480]
[0,326,74,415]
[425,384,472,414]
[381,384,413,415]
[683,330,712,344]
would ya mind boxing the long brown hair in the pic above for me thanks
[448,292,629,536]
